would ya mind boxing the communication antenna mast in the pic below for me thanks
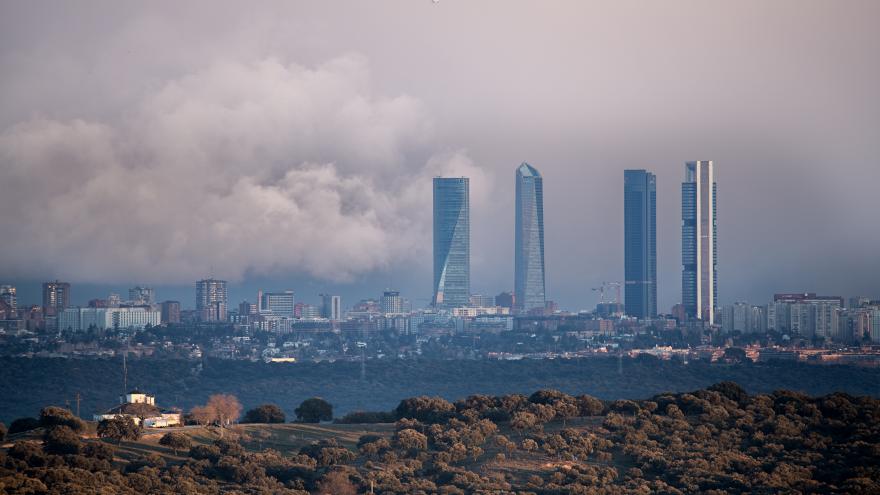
[357,342,367,381]
[122,352,128,394]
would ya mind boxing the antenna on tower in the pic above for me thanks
[122,352,128,395]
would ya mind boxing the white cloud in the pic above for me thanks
[0,54,478,284]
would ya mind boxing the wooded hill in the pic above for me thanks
[1,382,878,494]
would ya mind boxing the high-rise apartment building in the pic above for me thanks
[0,285,16,311]
[42,281,71,316]
[196,278,227,322]
[382,290,403,315]
[261,291,295,317]
[624,169,657,318]
[320,294,341,320]
[433,177,470,308]
[160,300,181,324]
[767,293,843,339]
[514,163,546,313]
[681,161,717,324]
[128,286,155,305]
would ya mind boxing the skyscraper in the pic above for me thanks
[320,294,341,320]
[196,278,227,322]
[624,169,657,318]
[514,162,546,313]
[682,161,717,324]
[433,177,470,308]
[42,281,70,315]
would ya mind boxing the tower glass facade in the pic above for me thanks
[624,169,657,318]
[514,163,546,313]
[433,177,470,308]
[682,161,717,324]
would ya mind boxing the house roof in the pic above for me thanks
[104,402,161,417]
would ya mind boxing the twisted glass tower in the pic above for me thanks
[682,161,717,324]
[624,169,657,318]
[515,163,546,313]
[433,177,470,308]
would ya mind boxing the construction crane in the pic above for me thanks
[592,281,623,317]
[591,281,622,305]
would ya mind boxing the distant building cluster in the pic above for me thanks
[721,293,880,344]
[3,161,880,349]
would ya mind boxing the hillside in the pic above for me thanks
[2,356,879,423]
[1,383,878,493]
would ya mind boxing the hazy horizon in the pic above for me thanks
[2,1,878,311]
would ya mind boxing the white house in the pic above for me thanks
[93,389,181,427]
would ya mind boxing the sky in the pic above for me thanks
[1,1,878,311]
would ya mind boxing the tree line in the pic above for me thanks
[1,382,878,493]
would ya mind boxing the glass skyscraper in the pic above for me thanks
[514,162,546,313]
[682,161,717,324]
[433,177,470,308]
[624,169,657,318]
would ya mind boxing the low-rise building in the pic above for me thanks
[93,390,182,427]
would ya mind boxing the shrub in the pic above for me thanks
[159,431,191,454]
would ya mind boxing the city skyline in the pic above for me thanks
[1,2,878,311]
[1,153,876,314]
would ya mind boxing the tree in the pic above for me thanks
[577,395,605,416]
[393,428,428,454]
[395,396,455,423]
[97,416,142,444]
[159,431,191,455]
[39,406,85,432]
[206,394,242,428]
[511,411,538,437]
[8,417,40,434]
[295,397,333,423]
[190,404,217,426]
[317,470,358,495]
[44,426,81,455]
[242,404,286,423]
[0,422,6,442]
[709,381,749,404]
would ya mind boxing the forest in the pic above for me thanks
[1,382,878,493]
[1,355,879,423]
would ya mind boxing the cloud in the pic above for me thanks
[0,54,476,284]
